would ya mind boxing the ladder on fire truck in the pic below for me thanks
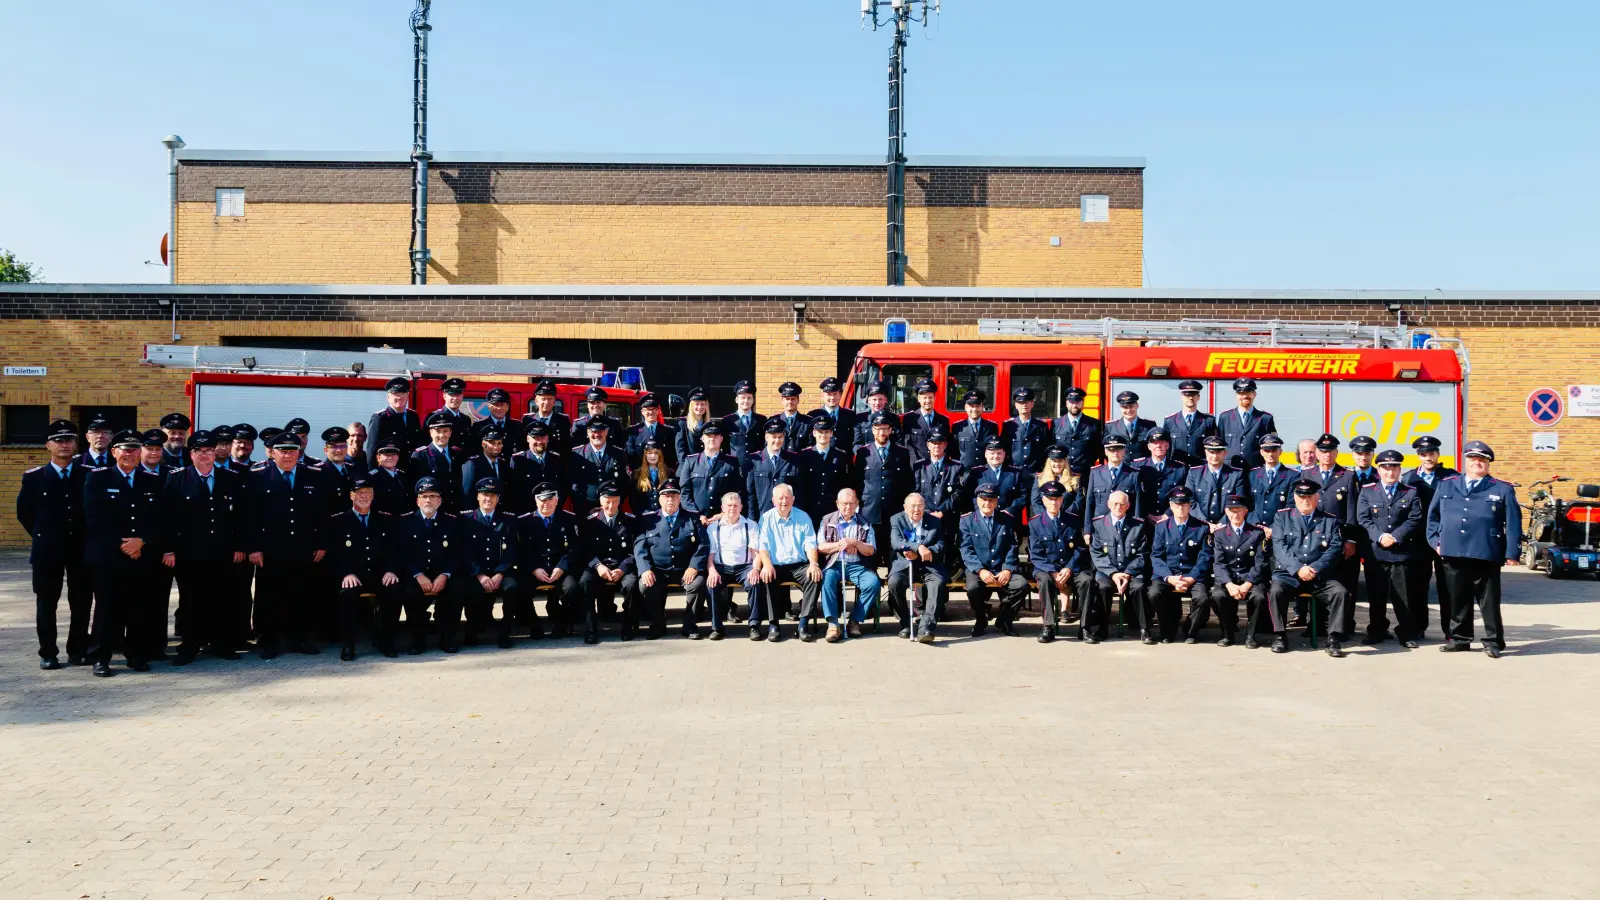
[977,317,1416,349]
[141,344,606,382]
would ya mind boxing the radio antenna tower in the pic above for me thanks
[862,0,939,287]
[409,0,433,285]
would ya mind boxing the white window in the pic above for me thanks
[1080,194,1109,223]
[215,188,246,217]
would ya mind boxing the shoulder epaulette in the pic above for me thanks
[622,512,637,519]
[1440,475,1461,482]
[1153,514,1170,523]
[25,465,42,473]
[440,511,458,519]
[376,510,392,516]
[1189,464,1203,470]
[1091,515,1107,523]
[400,510,417,517]
[960,512,973,519]
[90,466,108,472]
[1090,464,1106,470]
[587,509,604,519]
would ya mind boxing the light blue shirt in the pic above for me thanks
[758,507,819,566]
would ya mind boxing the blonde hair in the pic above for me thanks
[634,451,670,494]
[1036,469,1080,493]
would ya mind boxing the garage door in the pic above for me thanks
[529,339,756,414]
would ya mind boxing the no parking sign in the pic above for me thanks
[1527,388,1564,426]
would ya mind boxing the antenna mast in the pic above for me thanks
[409,0,433,285]
[863,0,939,287]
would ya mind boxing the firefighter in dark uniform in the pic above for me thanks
[160,430,245,665]
[771,382,813,455]
[1029,480,1091,643]
[746,418,805,519]
[632,479,709,640]
[721,380,768,462]
[1086,489,1150,644]
[367,441,412,516]
[246,431,328,659]
[677,423,743,524]
[461,428,515,512]
[1426,441,1521,658]
[327,476,401,659]
[1357,449,1425,647]
[1266,479,1352,656]
[159,412,192,471]
[394,476,465,653]
[1246,434,1297,532]
[797,416,853,523]
[855,411,915,564]
[223,423,259,651]
[1303,433,1361,631]
[521,379,573,458]
[17,419,90,669]
[972,437,1031,522]
[572,386,625,452]
[137,429,180,658]
[1403,434,1458,638]
[519,482,583,640]
[852,380,898,452]
[1135,429,1187,520]
[510,422,564,513]
[675,387,715,463]
[808,377,859,446]
[1163,380,1217,466]
[1103,391,1157,461]
[430,377,475,457]
[458,478,523,649]
[1185,434,1249,526]
[899,378,949,465]
[1210,494,1269,648]
[1215,377,1278,470]
[951,389,999,470]
[568,418,631,519]
[1000,386,1052,472]
[1085,434,1143,523]
[626,393,679,470]
[912,429,967,557]
[1147,485,1213,644]
[316,426,360,495]
[1051,386,1103,475]
[409,411,466,512]
[84,430,165,676]
[578,482,640,642]
[471,387,524,461]
[225,423,257,472]
[369,376,427,459]
[78,415,114,470]
[284,418,319,466]
[959,483,1029,636]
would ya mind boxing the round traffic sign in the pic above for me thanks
[1527,388,1564,426]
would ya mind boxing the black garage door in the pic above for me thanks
[529,339,756,414]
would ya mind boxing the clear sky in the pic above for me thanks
[2,1,1596,288]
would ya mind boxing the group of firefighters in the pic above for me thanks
[17,369,1522,677]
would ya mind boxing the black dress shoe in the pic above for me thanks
[128,658,151,672]
[380,646,399,658]
[1270,636,1289,653]
[259,644,280,660]
[1001,622,1019,637]
[767,626,782,642]
[708,630,724,641]
[1037,631,1055,644]
[340,645,356,661]
[92,661,114,677]
[440,639,460,653]
[1484,644,1502,659]
[497,634,514,649]
[1360,633,1388,646]
[1140,632,1158,646]
[969,624,987,637]
[172,650,197,667]
[40,657,61,671]
[685,631,703,640]
[1245,638,1260,649]
[799,631,816,643]
[583,634,600,645]
[1325,639,1344,658]
[462,634,480,648]
[1183,636,1198,645]
[409,638,426,655]
[68,654,87,666]
[1083,633,1100,645]
[898,628,912,639]
[750,628,764,641]
[297,641,320,655]
[1439,641,1471,653]
[1402,639,1420,649]
[619,631,634,642]
[1160,636,1176,644]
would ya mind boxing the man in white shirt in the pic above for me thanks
[704,492,760,641]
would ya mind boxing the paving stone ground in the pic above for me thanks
[1,550,1598,899]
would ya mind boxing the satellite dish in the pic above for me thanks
[159,233,169,266]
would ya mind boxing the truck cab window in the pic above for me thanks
[946,365,995,411]
[880,364,934,413]
[1011,364,1074,418]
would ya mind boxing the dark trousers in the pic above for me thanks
[232,561,257,648]
[1186,581,1241,640]
[757,561,820,628]
[966,572,1029,629]
[886,564,948,634]
[579,569,640,640]
[174,560,234,654]
[256,563,313,648]
[526,574,580,634]
[1407,549,1451,637]
[460,574,523,639]
[708,563,756,635]
[337,581,401,649]
[1088,573,1147,639]
[1442,557,1505,649]
[1366,559,1418,641]
[89,562,154,665]
[1145,579,1203,641]
[1033,569,1091,635]
[33,558,93,660]
[636,568,709,637]
[401,576,464,641]
[1267,576,1350,640]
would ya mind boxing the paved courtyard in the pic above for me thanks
[1,550,1598,899]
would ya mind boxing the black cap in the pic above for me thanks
[473,477,500,495]
[1258,433,1284,449]
[425,411,453,428]
[1102,433,1129,449]
[778,381,802,397]
[701,422,724,436]
[658,478,683,495]
[259,427,284,445]
[1463,440,1494,461]
[974,482,1000,499]
[585,387,608,403]
[232,423,258,441]
[111,429,142,449]
[870,411,895,427]
[285,418,310,436]
[764,418,787,434]
[1349,435,1378,453]
[1411,435,1442,451]
[525,422,551,438]
[642,438,664,451]
[479,428,504,443]
[1115,390,1139,406]
[210,424,235,442]
[534,379,557,396]
[532,482,560,501]
[1168,485,1196,504]
[322,426,350,444]
[385,376,411,394]
[160,412,192,431]
[983,436,1005,451]
[1224,493,1250,508]
[441,377,467,394]
[914,378,937,395]
[1038,481,1067,498]
[187,430,218,449]
[638,393,660,409]
[1375,449,1404,465]
[1012,386,1034,402]
[1232,377,1258,393]
[414,477,441,496]
[1063,386,1086,402]
[46,420,78,442]
[141,429,167,447]
[586,418,610,432]
[687,387,708,401]
[819,377,842,393]
[1177,380,1203,393]
[810,415,834,432]
[269,432,301,451]
[963,389,986,406]
[597,481,623,498]
[1203,434,1228,451]
[733,380,754,395]
[1314,433,1340,451]
[351,476,373,491]
[1291,479,1322,497]
[375,441,401,456]
[486,387,511,404]
[1046,444,1069,460]
[1145,428,1170,444]
[925,429,949,444]
[85,416,114,433]
[867,380,889,398]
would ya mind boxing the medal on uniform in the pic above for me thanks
[346,540,352,547]
[442,539,448,547]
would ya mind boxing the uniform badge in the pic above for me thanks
[1336,491,1345,500]
[502,541,508,550]
[442,539,449,547]
[346,540,353,547]
[1248,549,1255,556]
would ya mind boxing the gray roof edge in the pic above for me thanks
[2,284,1596,302]
[174,149,1146,169]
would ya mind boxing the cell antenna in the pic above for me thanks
[409,0,433,285]
[863,0,939,287]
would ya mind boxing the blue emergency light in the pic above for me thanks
[885,318,909,343]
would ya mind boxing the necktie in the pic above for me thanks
[1467,480,1479,492]
[664,515,675,532]
[359,514,368,528]
[542,516,550,529]
[1241,409,1251,428]
[442,449,450,467]
[1110,467,1119,482]
[286,470,294,490]
[59,467,68,481]
[205,473,214,495]
[741,415,749,432]
[879,446,887,464]
[1385,485,1395,500]
[1185,413,1193,430]
[127,471,135,488]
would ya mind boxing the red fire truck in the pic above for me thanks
[842,318,1468,467]
[141,345,657,446]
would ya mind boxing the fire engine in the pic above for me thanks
[140,344,661,443]
[842,318,1468,467]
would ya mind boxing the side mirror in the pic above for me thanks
[1578,484,1599,499]
[666,394,687,419]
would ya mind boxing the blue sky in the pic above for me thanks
[2,1,1596,288]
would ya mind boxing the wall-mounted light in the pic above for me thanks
[156,296,181,342]
[351,362,365,375]
[242,356,257,371]
[792,300,808,343]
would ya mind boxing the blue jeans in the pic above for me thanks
[820,561,881,624]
